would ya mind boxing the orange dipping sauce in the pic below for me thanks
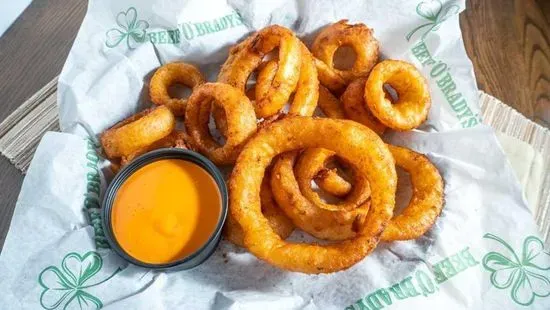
[112,159,222,264]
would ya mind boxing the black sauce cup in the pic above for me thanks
[101,148,228,271]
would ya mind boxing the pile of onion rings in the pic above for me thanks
[99,21,444,274]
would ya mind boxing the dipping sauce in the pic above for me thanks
[111,159,222,264]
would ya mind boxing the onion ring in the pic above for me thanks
[215,39,318,137]
[100,106,175,159]
[149,62,206,116]
[365,60,431,131]
[229,117,396,273]
[184,83,257,165]
[296,147,366,198]
[213,60,272,138]
[120,130,188,166]
[284,144,444,242]
[314,58,348,96]
[341,78,387,135]
[225,170,294,247]
[109,130,188,173]
[314,168,352,197]
[254,41,319,117]
[212,99,282,140]
[218,25,302,118]
[380,145,444,241]
[271,151,370,241]
[293,148,371,211]
[312,20,379,94]
[317,85,346,119]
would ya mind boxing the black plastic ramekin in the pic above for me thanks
[101,148,228,271]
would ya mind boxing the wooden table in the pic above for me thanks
[0,0,548,250]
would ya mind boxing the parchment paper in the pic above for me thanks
[1,1,548,309]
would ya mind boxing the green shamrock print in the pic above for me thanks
[406,0,460,41]
[38,251,120,310]
[105,7,149,49]
[482,233,550,306]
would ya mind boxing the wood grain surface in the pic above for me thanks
[461,0,550,127]
[0,0,86,249]
[0,0,548,251]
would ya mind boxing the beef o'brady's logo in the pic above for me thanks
[406,0,459,41]
[482,234,550,306]
[105,7,244,49]
[84,138,109,249]
[38,251,121,310]
[406,1,481,129]
[345,247,480,310]
[345,234,550,309]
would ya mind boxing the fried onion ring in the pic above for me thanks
[314,58,348,96]
[213,61,270,138]
[285,145,445,242]
[184,83,257,165]
[109,130,188,173]
[100,106,176,159]
[271,151,370,241]
[218,25,301,118]
[225,170,294,247]
[314,168,352,197]
[120,130,188,166]
[312,20,379,94]
[149,62,206,116]
[229,117,396,273]
[341,78,387,135]
[254,41,319,117]
[215,39,318,137]
[317,85,346,119]
[380,145,444,241]
[293,148,371,211]
[365,60,431,131]
[295,147,368,198]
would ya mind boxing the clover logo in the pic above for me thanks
[38,251,120,310]
[482,233,550,306]
[105,7,149,49]
[406,0,460,41]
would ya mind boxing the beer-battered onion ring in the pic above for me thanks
[100,106,175,159]
[218,25,301,118]
[109,130,188,173]
[212,106,229,138]
[297,147,369,198]
[287,145,444,242]
[119,130,188,167]
[225,171,294,247]
[314,168,352,197]
[381,145,444,241]
[314,58,348,95]
[255,42,319,117]
[184,83,257,165]
[213,60,266,139]
[254,59,279,104]
[317,85,346,119]
[312,20,380,94]
[149,62,206,116]
[212,100,282,140]
[341,78,387,135]
[215,41,318,138]
[365,60,431,131]
[293,148,371,211]
[229,117,396,273]
[271,152,369,241]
